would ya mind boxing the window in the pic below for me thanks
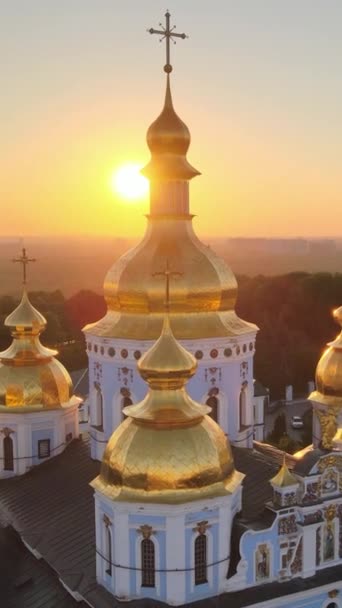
[141,538,155,587]
[3,436,14,471]
[38,439,50,459]
[195,534,207,585]
[206,395,218,422]
[120,388,132,420]
[105,527,112,576]
[92,384,103,430]
[239,386,247,429]
[122,396,132,419]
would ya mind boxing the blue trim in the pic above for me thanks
[129,514,166,526]
[129,524,166,600]
[185,508,219,524]
[185,521,219,601]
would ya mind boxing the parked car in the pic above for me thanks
[291,415,304,429]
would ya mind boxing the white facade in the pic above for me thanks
[0,399,79,478]
[86,332,258,461]
[93,476,243,606]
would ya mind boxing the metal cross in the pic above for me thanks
[12,247,36,285]
[148,10,188,73]
[153,259,183,312]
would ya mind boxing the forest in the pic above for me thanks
[1,272,342,400]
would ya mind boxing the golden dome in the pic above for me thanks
[5,289,46,331]
[85,216,256,340]
[91,317,241,504]
[142,75,200,181]
[270,456,298,488]
[0,290,73,411]
[309,306,342,408]
[84,62,257,342]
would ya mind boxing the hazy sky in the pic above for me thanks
[1,0,342,238]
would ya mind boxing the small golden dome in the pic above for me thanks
[5,289,46,332]
[138,316,197,389]
[142,75,200,181]
[92,317,239,503]
[310,307,342,408]
[0,291,73,410]
[270,456,298,488]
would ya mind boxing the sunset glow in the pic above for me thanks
[111,164,149,201]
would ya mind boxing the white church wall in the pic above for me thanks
[87,331,257,460]
[94,492,238,606]
[0,401,79,478]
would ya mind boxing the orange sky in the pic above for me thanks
[1,1,342,239]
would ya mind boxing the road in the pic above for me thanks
[264,399,311,441]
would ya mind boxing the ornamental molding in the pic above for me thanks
[324,504,337,522]
[193,520,211,535]
[0,427,14,437]
[138,524,155,539]
[103,514,112,527]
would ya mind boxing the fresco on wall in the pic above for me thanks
[322,468,338,495]
[255,544,270,581]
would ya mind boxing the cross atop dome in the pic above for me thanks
[12,247,36,285]
[148,10,188,73]
[153,259,183,312]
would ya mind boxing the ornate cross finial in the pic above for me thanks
[12,248,36,285]
[153,259,183,312]
[148,10,188,73]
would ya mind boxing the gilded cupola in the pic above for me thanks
[142,75,200,181]
[309,306,342,408]
[0,286,73,411]
[270,455,298,488]
[91,315,241,504]
[84,12,257,342]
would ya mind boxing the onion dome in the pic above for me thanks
[85,221,256,340]
[270,456,298,488]
[91,317,242,504]
[142,75,200,181]
[84,36,258,342]
[0,290,73,410]
[309,306,342,408]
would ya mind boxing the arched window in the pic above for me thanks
[195,534,207,585]
[120,388,132,420]
[92,383,103,430]
[3,435,14,471]
[141,538,155,587]
[239,385,247,429]
[206,395,218,422]
[105,527,112,576]
[121,396,132,420]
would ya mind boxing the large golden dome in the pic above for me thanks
[91,317,240,504]
[0,290,73,411]
[84,75,256,341]
[310,306,342,408]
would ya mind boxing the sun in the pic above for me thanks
[111,164,149,201]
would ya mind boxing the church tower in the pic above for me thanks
[0,249,80,477]
[84,12,258,460]
[91,304,244,604]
